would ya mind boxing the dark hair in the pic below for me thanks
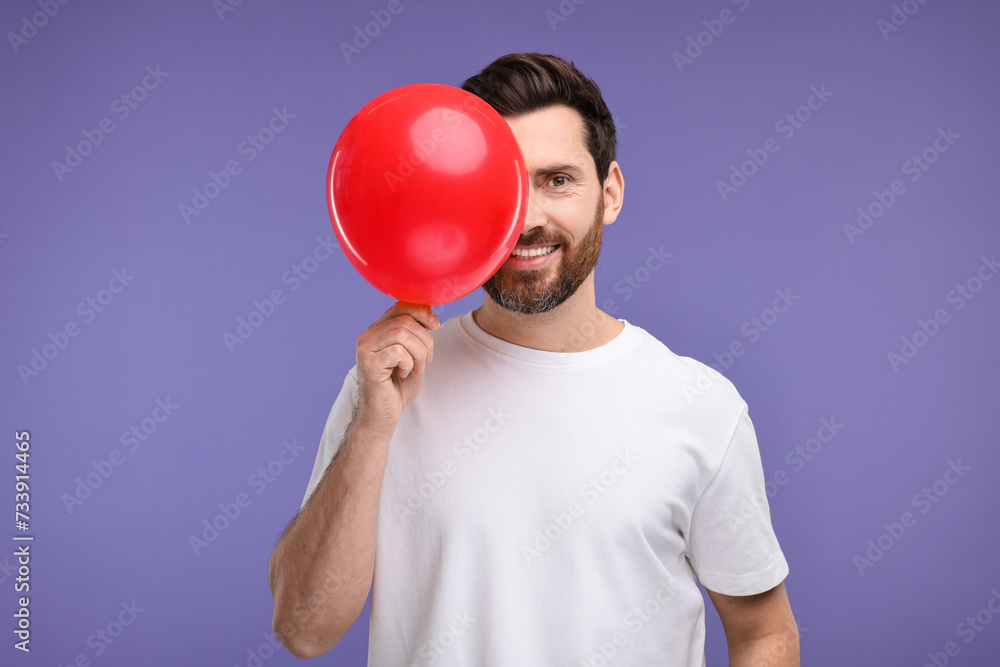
[461,53,617,185]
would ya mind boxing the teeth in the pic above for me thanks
[512,245,556,258]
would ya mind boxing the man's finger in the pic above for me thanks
[377,301,440,332]
[368,328,430,376]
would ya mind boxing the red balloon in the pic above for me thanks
[327,83,527,306]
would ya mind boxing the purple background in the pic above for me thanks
[2,0,998,664]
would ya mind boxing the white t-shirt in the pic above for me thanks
[302,311,789,666]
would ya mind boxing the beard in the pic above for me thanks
[482,196,605,315]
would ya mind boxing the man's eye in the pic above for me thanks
[550,175,568,187]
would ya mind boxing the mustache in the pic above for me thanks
[516,229,566,246]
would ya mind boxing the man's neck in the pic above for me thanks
[471,279,624,353]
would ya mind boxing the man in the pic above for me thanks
[269,52,798,665]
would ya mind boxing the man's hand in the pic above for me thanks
[355,301,440,434]
[707,581,799,666]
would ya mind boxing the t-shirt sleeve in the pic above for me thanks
[686,404,789,596]
[300,366,359,510]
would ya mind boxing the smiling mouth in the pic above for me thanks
[511,245,559,258]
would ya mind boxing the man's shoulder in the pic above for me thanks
[436,311,468,335]
[432,311,473,348]
[626,322,746,409]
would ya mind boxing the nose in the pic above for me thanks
[519,184,546,237]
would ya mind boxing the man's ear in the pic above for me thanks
[602,160,624,226]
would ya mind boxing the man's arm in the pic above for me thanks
[268,302,439,659]
[268,415,393,658]
[707,581,799,667]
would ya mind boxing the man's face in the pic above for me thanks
[482,105,609,315]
